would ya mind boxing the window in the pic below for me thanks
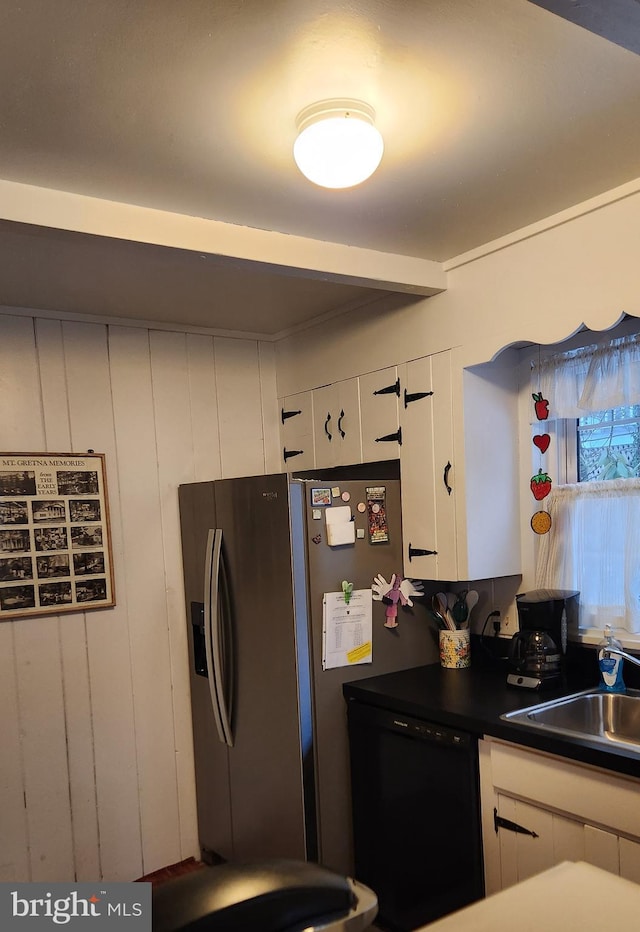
[531,328,640,645]
[577,406,640,482]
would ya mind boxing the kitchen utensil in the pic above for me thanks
[427,608,447,630]
[452,591,469,627]
[465,590,479,619]
[430,596,447,629]
[432,595,456,630]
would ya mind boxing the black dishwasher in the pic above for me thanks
[346,698,484,932]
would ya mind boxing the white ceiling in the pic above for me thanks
[1,0,640,336]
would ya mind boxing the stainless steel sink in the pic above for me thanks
[501,688,640,753]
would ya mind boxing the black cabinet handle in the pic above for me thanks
[375,427,402,446]
[281,408,302,423]
[373,378,400,397]
[494,808,539,838]
[408,543,437,561]
[283,448,303,461]
[443,461,452,495]
[337,409,345,439]
[404,389,433,408]
[324,413,332,441]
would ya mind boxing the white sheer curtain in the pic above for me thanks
[535,331,640,417]
[532,332,640,637]
[535,479,640,634]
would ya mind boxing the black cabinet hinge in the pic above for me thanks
[408,543,437,561]
[375,427,402,446]
[404,388,433,408]
[281,408,302,423]
[373,378,400,397]
[494,808,539,838]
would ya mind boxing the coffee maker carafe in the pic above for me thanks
[507,589,579,689]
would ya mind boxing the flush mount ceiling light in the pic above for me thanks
[293,99,384,189]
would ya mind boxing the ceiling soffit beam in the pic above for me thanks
[0,180,446,298]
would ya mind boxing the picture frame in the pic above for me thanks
[0,452,115,619]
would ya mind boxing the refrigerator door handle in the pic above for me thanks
[216,537,235,746]
[204,529,234,747]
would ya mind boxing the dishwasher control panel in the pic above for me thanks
[355,701,472,747]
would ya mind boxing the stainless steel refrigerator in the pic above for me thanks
[178,472,437,875]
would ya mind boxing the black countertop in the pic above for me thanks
[343,658,640,780]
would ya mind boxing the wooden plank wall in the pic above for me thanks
[0,312,280,882]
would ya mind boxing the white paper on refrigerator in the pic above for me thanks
[322,589,373,670]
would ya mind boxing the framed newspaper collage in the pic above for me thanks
[0,452,115,619]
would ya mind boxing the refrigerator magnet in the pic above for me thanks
[312,509,322,520]
[331,486,341,498]
[311,487,331,506]
[366,486,389,544]
[341,490,351,502]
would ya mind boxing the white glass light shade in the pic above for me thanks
[293,100,384,189]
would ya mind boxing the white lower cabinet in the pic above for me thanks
[479,738,640,895]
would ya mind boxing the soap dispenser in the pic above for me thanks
[598,625,626,693]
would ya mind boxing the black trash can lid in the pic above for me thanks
[152,859,356,932]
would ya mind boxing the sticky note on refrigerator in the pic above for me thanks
[325,505,355,546]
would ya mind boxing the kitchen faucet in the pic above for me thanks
[601,646,640,669]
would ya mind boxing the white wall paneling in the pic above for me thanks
[214,337,270,478]
[0,315,75,882]
[258,341,282,475]
[0,312,275,881]
[35,318,101,881]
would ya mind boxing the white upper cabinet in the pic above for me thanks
[313,379,362,468]
[280,391,315,471]
[399,352,457,580]
[400,349,520,581]
[359,367,402,463]
[279,349,520,582]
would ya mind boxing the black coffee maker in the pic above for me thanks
[507,589,579,689]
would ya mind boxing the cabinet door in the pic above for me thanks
[313,379,362,468]
[334,377,362,465]
[479,738,640,895]
[313,384,339,469]
[280,391,315,470]
[359,367,401,463]
[494,795,624,890]
[400,352,456,580]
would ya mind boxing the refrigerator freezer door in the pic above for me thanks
[178,482,234,861]
[212,473,308,862]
